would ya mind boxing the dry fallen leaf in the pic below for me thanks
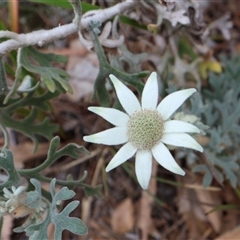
[214,225,240,240]
[110,198,134,234]
[177,174,221,239]
[195,188,221,233]
[178,185,209,239]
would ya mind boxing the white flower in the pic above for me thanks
[84,72,203,189]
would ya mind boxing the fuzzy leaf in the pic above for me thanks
[0,57,8,96]
[84,184,103,198]
[54,187,75,202]
[47,136,89,162]
[19,47,72,93]
[20,179,87,239]
[185,55,240,187]
[0,149,20,190]
[1,108,58,151]
[24,211,50,240]
[53,201,88,239]
[50,179,88,239]
[110,45,147,74]
[24,179,42,208]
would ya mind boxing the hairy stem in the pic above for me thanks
[0,1,136,55]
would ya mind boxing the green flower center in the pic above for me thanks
[127,109,164,151]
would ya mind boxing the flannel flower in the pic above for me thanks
[84,72,203,189]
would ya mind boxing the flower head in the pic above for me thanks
[84,72,203,189]
[4,186,26,210]
[0,186,29,218]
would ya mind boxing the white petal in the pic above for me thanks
[161,133,203,152]
[83,127,128,145]
[152,142,185,175]
[164,120,200,133]
[141,72,159,110]
[109,74,141,115]
[105,142,137,172]
[157,88,196,121]
[88,107,129,127]
[135,151,152,189]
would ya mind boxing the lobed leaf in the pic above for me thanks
[19,47,72,93]
[189,55,240,187]
[15,179,88,239]
[0,149,21,190]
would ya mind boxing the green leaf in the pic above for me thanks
[17,179,87,239]
[178,38,198,60]
[15,90,60,112]
[24,211,50,240]
[19,47,72,93]
[187,55,240,188]
[0,149,21,190]
[50,179,88,239]
[84,184,103,198]
[206,204,240,215]
[1,108,58,151]
[24,179,42,208]
[0,21,7,30]
[54,187,75,202]
[47,136,60,160]
[0,56,8,96]
[28,0,100,12]
[29,0,72,8]
[42,76,56,92]
[53,140,89,160]
[18,137,91,193]
[87,22,148,106]
[54,201,88,239]
[119,15,147,30]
